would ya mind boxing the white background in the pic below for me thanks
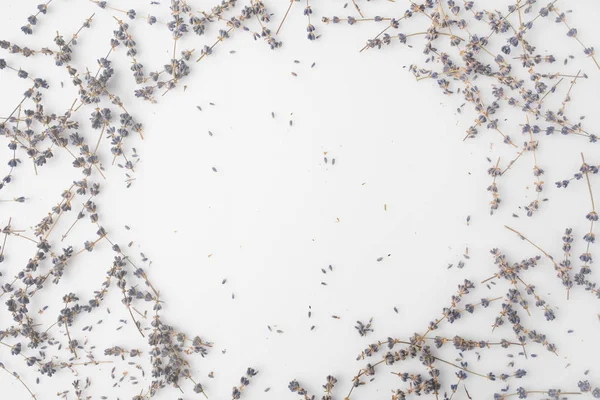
[1,0,600,399]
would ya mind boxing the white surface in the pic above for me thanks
[1,0,600,399]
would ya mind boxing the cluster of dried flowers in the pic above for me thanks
[325,0,598,217]
[298,0,600,399]
[1,0,280,398]
[0,0,599,399]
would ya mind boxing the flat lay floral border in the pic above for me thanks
[1,0,599,399]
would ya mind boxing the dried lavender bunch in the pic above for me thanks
[0,0,295,396]
[0,183,213,399]
[501,154,600,299]
[288,167,598,400]
[497,154,600,301]
[305,261,583,400]
[324,0,598,214]
[89,0,281,101]
[1,15,143,188]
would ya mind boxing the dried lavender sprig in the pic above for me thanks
[21,0,54,35]
[322,16,395,25]
[232,367,258,399]
[89,0,139,22]
[488,158,502,215]
[304,0,316,41]
[349,283,505,399]
[494,388,582,399]
[322,375,336,400]
[197,26,235,62]
[552,6,600,71]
